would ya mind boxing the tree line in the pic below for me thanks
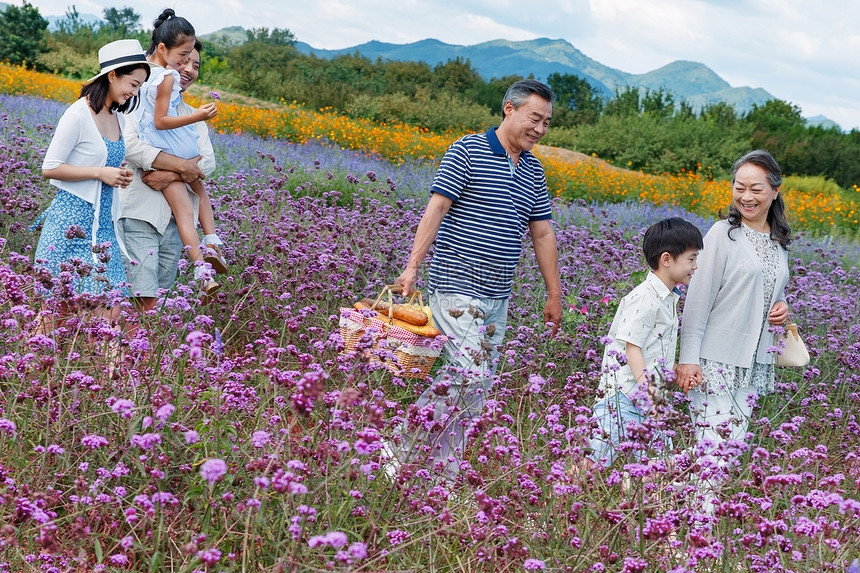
[3,2,860,188]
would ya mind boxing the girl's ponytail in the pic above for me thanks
[146,8,195,55]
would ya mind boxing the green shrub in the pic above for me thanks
[783,174,843,198]
[346,88,494,133]
[569,115,751,177]
[540,125,580,151]
[35,44,98,79]
[197,56,233,86]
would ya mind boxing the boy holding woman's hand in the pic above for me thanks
[575,218,703,471]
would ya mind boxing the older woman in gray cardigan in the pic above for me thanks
[677,150,792,458]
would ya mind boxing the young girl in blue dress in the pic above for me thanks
[37,39,154,320]
[137,9,225,296]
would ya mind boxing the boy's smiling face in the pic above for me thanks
[665,247,700,286]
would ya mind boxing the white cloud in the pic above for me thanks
[287,0,539,48]
[20,0,860,129]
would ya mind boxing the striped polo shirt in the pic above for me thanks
[428,127,553,299]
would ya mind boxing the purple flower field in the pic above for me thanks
[1,93,859,572]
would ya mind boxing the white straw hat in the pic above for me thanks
[87,39,156,83]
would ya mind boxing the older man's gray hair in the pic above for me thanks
[501,79,556,114]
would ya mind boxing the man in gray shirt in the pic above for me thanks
[117,40,217,311]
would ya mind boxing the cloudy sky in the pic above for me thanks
[23,0,860,129]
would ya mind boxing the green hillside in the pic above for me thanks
[289,35,773,113]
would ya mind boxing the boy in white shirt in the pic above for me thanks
[587,217,703,467]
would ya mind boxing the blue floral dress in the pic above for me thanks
[33,137,128,297]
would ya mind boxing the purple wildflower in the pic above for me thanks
[130,433,162,449]
[386,529,409,546]
[622,557,648,573]
[308,530,348,549]
[0,418,16,436]
[349,542,367,560]
[81,434,109,449]
[197,547,222,565]
[213,327,224,355]
[186,330,208,361]
[110,398,135,418]
[251,430,271,448]
[528,373,546,393]
[200,458,227,484]
[155,403,175,422]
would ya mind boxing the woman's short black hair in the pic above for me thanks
[147,8,195,55]
[642,217,704,270]
[80,63,151,114]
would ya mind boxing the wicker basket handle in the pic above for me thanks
[373,285,424,318]
[387,284,423,308]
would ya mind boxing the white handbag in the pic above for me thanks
[775,322,810,367]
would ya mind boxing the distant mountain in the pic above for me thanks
[630,60,730,101]
[45,12,103,32]
[294,37,623,99]
[0,2,103,31]
[293,37,778,115]
[806,115,841,130]
[201,26,247,45]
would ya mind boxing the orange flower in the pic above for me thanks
[2,63,854,234]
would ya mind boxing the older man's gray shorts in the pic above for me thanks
[117,217,182,298]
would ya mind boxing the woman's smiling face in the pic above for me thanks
[732,163,779,229]
[107,67,148,108]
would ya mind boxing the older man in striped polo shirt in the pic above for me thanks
[387,79,563,485]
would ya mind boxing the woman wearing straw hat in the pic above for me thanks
[34,39,155,323]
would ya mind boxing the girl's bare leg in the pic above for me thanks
[162,181,220,297]
[191,179,228,274]
[192,179,216,236]
[161,180,201,263]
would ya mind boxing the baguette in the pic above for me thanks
[356,298,429,326]
[379,315,442,338]
[354,300,442,337]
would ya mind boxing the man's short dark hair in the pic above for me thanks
[501,79,556,113]
[642,217,704,270]
[194,38,202,53]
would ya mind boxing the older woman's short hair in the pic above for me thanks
[732,149,782,189]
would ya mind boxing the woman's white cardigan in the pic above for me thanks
[41,97,125,248]
[679,219,789,368]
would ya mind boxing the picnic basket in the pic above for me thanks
[339,285,447,379]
